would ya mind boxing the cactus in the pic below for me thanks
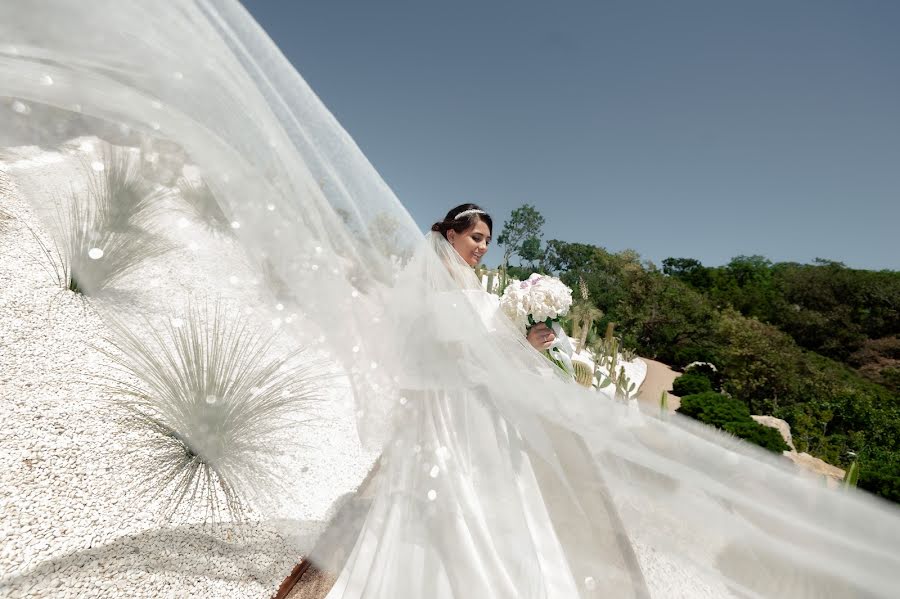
[497,265,509,297]
[607,339,619,380]
[843,460,860,489]
[660,390,669,416]
[573,361,594,388]
[571,302,604,353]
[614,366,636,400]
[605,322,616,341]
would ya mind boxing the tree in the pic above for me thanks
[715,309,804,414]
[543,240,599,276]
[519,237,543,270]
[662,257,711,290]
[497,204,545,267]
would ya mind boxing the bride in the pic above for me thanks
[2,2,899,598]
[323,202,650,597]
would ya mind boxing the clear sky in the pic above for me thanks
[243,0,900,270]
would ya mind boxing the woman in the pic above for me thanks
[2,3,898,598]
[322,202,648,598]
[429,203,556,353]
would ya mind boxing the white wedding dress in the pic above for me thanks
[326,235,646,598]
[2,2,899,598]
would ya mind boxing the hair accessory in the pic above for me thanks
[454,208,486,220]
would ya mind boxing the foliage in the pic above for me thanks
[672,373,712,397]
[519,236,543,268]
[505,202,900,503]
[857,450,900,502]
[41,148,171,294]
[677,392,788,453]
[496,204,545,267]
[100,302,323,525]
[662,257,711,289]
[677,392,751,429]
[666,255,900,370]
[504,264,534,281]
[177,178,232,235]
[714,309,806,414]
[843,460,859,488]
[721,421,790,453]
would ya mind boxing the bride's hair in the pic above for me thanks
[430,203,493,239]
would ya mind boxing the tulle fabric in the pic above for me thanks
[2,2,899,598]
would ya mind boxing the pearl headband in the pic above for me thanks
[454,209,486,220]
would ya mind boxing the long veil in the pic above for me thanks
[1,2,899,598]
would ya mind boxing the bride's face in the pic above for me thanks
[447,220,491,266]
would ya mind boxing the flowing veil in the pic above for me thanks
[2,2,899,598]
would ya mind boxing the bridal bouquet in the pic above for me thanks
[500,274,575,373]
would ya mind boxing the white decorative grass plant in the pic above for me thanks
[34,147,171,294]
[99,301,324,525]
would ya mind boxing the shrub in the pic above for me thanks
[670,345,719,369]
[672,373,713,396]
[858,464,900,503]
[722,421,790,453]
[100,302,324,525]
[858,451,900,503]
[678,392,790,453]
[677,392,751,428]
[177,178,233,235]
[38,148,171,294]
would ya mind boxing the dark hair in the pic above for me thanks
[430,203,493,240]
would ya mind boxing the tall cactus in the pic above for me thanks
[843,460,860,489]
[573,361,594,388]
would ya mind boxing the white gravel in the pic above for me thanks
[0,143,377,599]
[2,142,720,599]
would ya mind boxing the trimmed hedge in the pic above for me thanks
[672,373,713,397]
[677,392,750,429]
[677,392,789,453]
[722,421,789,453]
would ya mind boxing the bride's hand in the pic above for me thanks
[527,323,556,351]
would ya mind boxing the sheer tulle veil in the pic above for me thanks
[2,1,899,597]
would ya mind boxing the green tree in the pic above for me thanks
[662,257,712,290]
[715,309,804,414]
[543,240,598,276]
[519,236,543,270]
[497,204,545,268]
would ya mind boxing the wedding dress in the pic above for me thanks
[323,233,650,598]
[2,2,899,598]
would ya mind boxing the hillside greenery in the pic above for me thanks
[493,206,900,503]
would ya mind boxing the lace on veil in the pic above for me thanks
[2,2,899,598]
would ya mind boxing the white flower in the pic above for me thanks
[499,273,572,333]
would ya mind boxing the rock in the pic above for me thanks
[750,415,796,451]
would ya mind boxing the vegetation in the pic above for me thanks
[100,302,324,525]
[177,178,232,235]
[496,204,545,269]
[499,203,900,503]
[677,392,790,453]
[672,373,712,397]
[41,148,171,294]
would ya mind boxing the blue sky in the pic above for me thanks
[243,0,900,270]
